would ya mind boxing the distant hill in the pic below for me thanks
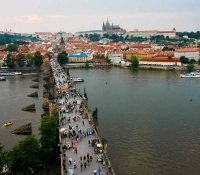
[0,33,39,46]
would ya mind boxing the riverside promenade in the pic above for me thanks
[50,58,112,175]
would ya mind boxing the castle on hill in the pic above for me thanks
[102,19,126,34]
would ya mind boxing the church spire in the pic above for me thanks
[102,21,105,31]
[60,36,65,45]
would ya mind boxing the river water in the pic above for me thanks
[1,68,200,175]
[0,73,43,150]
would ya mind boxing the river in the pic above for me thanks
[0,68,200,175]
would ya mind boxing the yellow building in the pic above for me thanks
[125,50,155,61]
[68,52,88,63]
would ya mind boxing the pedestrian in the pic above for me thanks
[102,160,106,169]
[90,154,93,162]
[87,153,90,165]
[93,168,97,175]
[80,155,82,161]
[108,165,111,172]
[69,157,72,165]
[80,162,83,171]
[87,153,90,160]
[88,140,91,146]
[73,160,77,169]
[83,155,86,160]
[63,162,66,170]
[74,146,78,153]
[65,169,68,175]
[98,167,101,175]
[82,120,84,125]
[84,161,87,169]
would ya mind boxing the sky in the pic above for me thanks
[0,0,200,33]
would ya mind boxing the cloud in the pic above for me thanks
[14,16,41,24]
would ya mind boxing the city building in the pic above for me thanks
[68,52,88,62]
[139,57,182,66]
[174,48,199,61]
[125,28,176,38]
[60,37,65,51]
[109,53,123,65]
[102,19,126,34]
[125,50,155,61]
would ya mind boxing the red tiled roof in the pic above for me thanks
[141,57,180,62]
[175,48,199,52]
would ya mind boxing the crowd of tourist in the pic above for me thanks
[51,57,112,175]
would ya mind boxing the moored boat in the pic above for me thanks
[0,76,6,81]
[180,72,200,78]
[70,77,84,82]
[0,72,22,76]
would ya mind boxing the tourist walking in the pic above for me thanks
[80,155,82,161]
[69,157,72,165]
[88,140,91,146]
[83,155,86,161]
[82,120,84,125]
[93,168,97,175]
[84,161,87,169]
[102,160,106,169]
[90,154,93,162]
[98,167,101,175]
[80,162,83,171]
[74,146,78,153]
[73,160,77,169]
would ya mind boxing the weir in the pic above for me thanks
[42,57,116,175]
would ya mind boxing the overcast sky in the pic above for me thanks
[0,0,200,33]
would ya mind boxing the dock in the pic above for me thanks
[50,57,115,175]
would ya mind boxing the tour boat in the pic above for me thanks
[0,76,6,81]
[70,77,84,82]
[180,72,200,78]
[0,72,22,76]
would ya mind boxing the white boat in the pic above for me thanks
[0,72,22,76]
[70,77,84,82]
[180,72,200,78]
[0,76,6,81]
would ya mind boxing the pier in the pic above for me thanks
[47,57,115,175]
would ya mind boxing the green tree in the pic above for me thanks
[187,64,195,71]
[57,51,68,66]
[5,44,18,52]
[9,135,41,174]
[26,53,34,67]
[105,55,111,64]
[5,53,16,68]
[39,116,58,160]
[45,52,53,60]
[16,53,25,67]
[131,56,139,68]
[85,61,89,68]
[190,59,196,64]
[180,56,189,64]
[125,35,129,40]
[84,33,88,38]
[34,51,43,67]
[0,143,9,173]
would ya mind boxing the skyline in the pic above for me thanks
[1,0,200,33]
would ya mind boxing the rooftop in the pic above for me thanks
[69,52,88,57]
